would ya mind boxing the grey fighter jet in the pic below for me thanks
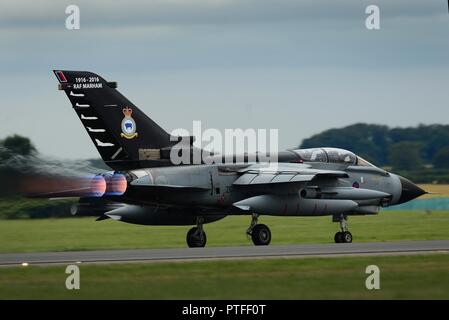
[43,70,426,247]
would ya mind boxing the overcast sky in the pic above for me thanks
[1,0,449,159]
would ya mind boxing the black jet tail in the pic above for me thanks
[54,70,175,170]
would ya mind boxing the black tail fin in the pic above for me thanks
[54,70,173,170]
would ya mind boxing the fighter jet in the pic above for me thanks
[42,70,426,247]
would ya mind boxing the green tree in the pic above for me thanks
[433,146,449,169]
[300,123,449,167]
[0,135,37,157]
[389,141,423,171]
[300,123,390,165]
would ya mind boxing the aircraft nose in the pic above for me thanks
[397,176,426,204]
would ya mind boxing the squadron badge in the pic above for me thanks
[120,107,138,139]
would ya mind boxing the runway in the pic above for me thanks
[1,240,448,266]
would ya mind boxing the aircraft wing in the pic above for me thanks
[233,163,348,186]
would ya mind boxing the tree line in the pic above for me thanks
[300,123,449,171]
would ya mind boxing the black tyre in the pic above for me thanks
[251,224,271,246]
[342,231,352,243]
[334,232,344,243]
[186,227,207,248]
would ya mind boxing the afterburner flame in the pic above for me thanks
[90,175,107,197]
[105,173,127,196]
[18,174,107,198]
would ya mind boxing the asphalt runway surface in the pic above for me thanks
[1,240,448,266]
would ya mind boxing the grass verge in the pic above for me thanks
[0,211,448,253]
[0,254,448,299]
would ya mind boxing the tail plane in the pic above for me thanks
[54,70,174,170]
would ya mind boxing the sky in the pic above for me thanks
[1,0,449,159]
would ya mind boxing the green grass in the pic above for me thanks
[1,254,448,299]
[1,211,449,253]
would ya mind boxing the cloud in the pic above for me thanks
[0,0,448,159]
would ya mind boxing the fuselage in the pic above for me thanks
[114,148,417,220]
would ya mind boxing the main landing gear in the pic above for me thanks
[246,213,271,246]
[186,213,352,247]
[186,217,207,248]
[333,214,352,243]
[186,214,272,248]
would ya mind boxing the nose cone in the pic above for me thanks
[397,176,426,204]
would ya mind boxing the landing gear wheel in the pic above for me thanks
[333,214,353,244]
[334,232,344,243]
[251,224,271,246]
[186,227,207,248]
[342,231,352,243]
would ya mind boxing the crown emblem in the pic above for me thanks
[120,106,138,139]
[122,107,133,117]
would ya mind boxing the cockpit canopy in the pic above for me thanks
[292,148,374,167]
